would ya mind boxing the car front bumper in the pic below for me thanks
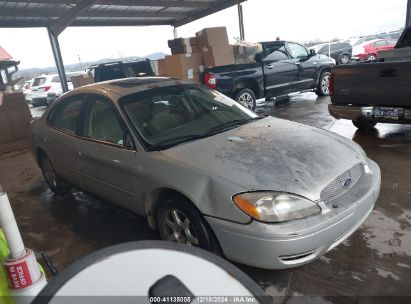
[206,159,381,269]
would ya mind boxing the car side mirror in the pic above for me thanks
[254,53,263,63]
[123,132,135,150]
[310,49,316,56]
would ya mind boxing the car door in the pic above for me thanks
[43,94,88,188]
[78,94,139,211]
[261,42,298,96]
[286,42,317,91]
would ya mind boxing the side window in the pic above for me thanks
[83,97,127,146]
[288,43,309,59]
[50,97,83,133]
[263,44,289,62]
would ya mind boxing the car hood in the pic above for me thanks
[161,117,366,202]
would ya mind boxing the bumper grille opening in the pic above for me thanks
[320,163,364,203]
[279,249,318,262]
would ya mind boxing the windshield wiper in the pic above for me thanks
[205,116,264,136]
[153,134,208,150]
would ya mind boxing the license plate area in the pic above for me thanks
[375,107,400,120]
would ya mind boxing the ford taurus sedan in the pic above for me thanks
[30,78,381,269]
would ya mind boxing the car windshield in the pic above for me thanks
[120,84,259,150]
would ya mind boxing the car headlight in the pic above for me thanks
[232,192,321,223]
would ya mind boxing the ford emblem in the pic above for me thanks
[344,178,352,187]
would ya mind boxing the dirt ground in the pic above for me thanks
[1,95,410,303]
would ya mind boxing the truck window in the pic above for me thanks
[287,43,309,59]
[263,44,289,62]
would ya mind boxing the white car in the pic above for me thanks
[22,79,33,102]
[31,72,85,106]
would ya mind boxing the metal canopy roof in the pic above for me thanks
[0,0,247,35]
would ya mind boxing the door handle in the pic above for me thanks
[267,65,274,69]
[77,151,89,159]
[295,62,301,65]
[380,69,396,78]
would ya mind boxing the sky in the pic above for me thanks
[0,0,407,69]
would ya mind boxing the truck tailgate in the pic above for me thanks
[332,61,411,107]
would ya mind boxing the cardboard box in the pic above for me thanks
[152,59,167,76]
[0,92,32,153]
[202,46,235,68]
[196,27,229,49]
[165,53,204,82]
[71,72,95,89]
[171,45,200,55]
[168,37,197,49]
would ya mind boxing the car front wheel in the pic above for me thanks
[40,154,72,194]
[367,54,377,61]
[235,88,256,111]
[156,194,220,254]
[316,71,331,96]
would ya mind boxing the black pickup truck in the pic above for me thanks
[204,40,335,110]
[329,26,411,130]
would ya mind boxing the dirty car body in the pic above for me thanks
[30,78,381,269]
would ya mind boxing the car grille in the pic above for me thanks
[320,163,364,203]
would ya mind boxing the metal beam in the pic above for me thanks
[49,0,101,36]
[2,0,208,8]
[47,28,69,93]
[0,8,186,18]
[237,3,245,40]
[407,0,411,26]
[174,0,247,27]
[0,19,175,28]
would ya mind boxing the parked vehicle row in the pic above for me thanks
[351,38,397,61]
[30,78,381,269]
[310,42,352,64]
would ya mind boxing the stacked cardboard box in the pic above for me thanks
[168,37,199,55]
[0,92,32,154]
[232,43,263,64]
[196,27,235,68]
[164,53,203,82]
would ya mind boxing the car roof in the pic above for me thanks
[59,77,199,103]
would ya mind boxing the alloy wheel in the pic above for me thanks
[238,92,254,109]
[43,158,57,188]
[340,55,350,64]
[321,74,330,95]
[163,209,199,246]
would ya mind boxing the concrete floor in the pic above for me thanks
[1,96,411,303]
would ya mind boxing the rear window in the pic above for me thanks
[32,77,46,87]
[50,97,84,133]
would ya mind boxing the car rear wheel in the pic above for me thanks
[339,54,350,64]
[156,194,220,254]
[235,89,256,111]
[352,119,377,130]
[367,54,377,61]
[40,155,72,194]
[316,71,331,96]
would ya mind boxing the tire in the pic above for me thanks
[156,194,220,254]
[367,54,377,61]
[339,54,350,64]
[352,119,377,130]
[316,71,331,96]
[40,154,72,195]
[235,88,256,111]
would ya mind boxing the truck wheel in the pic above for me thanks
[352,120,377,130]
[235,89,256,111]
[316,71,331,96]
